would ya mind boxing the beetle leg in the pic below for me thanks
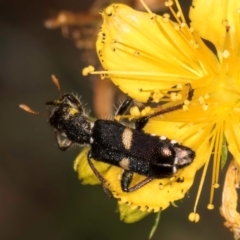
[135,83,194,130]
[115,98,134,117]
[121,170,154,192]
[87,151,113,197]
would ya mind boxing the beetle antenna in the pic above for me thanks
[19,104,47,117]
[51,75,62,94]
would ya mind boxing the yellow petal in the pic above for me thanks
[103,120,210,212]
[118,203,150,223]
[224,113,240,165]
[97,4,218,102]
[190,0,240,51]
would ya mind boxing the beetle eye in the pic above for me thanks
[55,131,72,151]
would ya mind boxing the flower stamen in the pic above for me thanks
[83,65,201,83]
[189,122,221,219]
[139,0,153,14]
[208,123,224,208]
[174,0,186,23]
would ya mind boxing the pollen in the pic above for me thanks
[141,106,152,116]
[130,106,140,117]
[222,50,230,58]
[68,108,78,116]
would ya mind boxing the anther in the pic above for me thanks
[163,13,170,19]
[198,96,205,104]
[180,22,186,28]
[202,104,208,111]
[82,65,95,76]
[130,106,140,117]
[165,0,173,7]
[189,27,194,33]
[174,24,180,30]
[141,106,151,116]
[222,50,230,58]
[170,92,177,101]
[162,13,170,23]
[188,212,200,222]
[159,182,164,190]
[204,94,210,99]
[207,204,214,210]
[177,11,181,18]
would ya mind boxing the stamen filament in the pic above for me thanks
[193,128,217,213]
[168,5,181,25]
[174,0,186,23]
[84,68,199,82]
[209,123,223,207]
[139,0,152,14]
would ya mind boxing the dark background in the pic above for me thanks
[0,0,232,239]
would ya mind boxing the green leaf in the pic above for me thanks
[221,135,228,169]
[148,211,161,240]
[118,204,150,223]
[170,201,178,207]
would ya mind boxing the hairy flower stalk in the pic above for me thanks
[81,0,240,223]
[220,160,240,240]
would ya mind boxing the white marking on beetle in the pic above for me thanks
[161,147,172,156]
[174,157,178,164]
[122,128,133,150]
[90,122,95,128]
[90,137,94,143]
[151,133,156,136]
[171,140,178,144]
[160,136,167,140]
[119,157,130,170]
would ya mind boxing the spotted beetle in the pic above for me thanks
[20,76,195,193]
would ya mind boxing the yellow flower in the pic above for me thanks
[81,0,240,222]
